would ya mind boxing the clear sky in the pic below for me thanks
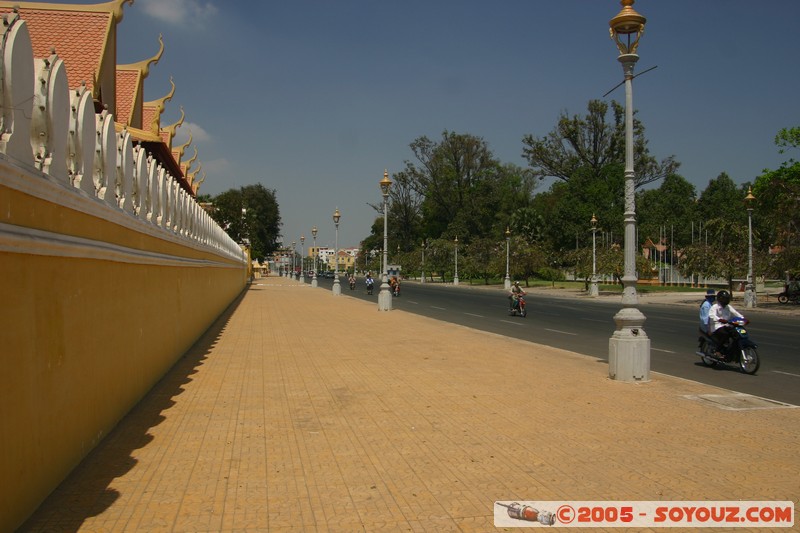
[39,0,800,250]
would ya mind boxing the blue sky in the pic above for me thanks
[41,1,800,249]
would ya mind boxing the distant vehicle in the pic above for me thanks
[324,271,335,278]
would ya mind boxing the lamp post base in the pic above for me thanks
[744,284,756,308]
[378,279,392,311]
[332,276,341,296]
[453,276,459,286]
[504,276,511,290]
[608,307,650,382]
[590,279,599,297]
[311,277,318,288]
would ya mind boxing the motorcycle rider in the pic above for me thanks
[509,281,525,311]
[699,289,716,333]
[348,273,356,289]
[365,273,375,293]
[708,289,745,358]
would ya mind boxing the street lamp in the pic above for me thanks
[744,187,756,308]
[504,227,512,290]
[291,241,296,279]
[300,234,306,283]
[332,208,341,295]
[590,214,599,297]
[453,236,459,286]
[311,225,318,287]
[608,0,650,382]
[378,170,393,311]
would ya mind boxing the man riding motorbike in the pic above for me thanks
[509,281,525,311]
[707,289,744,359]
[365,273,375,294]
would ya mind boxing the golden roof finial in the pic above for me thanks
[162,105,185,141]
[118,34,163,78]
[188,162,203,184]
[175,129,193,158]
[185,146,198,168]
[144,76,175,133]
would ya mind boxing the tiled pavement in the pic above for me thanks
[21,277,799,532]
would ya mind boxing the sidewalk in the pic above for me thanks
[21,277,799,532]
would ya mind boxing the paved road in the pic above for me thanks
[312,276,800,406]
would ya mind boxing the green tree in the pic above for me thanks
[752,127,800,277]
[521,99,678,189]
[208,184,281,261]
[404,131,534,242]
[637,174,698,277]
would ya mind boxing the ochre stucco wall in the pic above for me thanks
[0,181,247,531]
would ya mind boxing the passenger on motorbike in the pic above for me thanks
[708,290,744,358]
[509,281,525,310]
[699,289,716,333]
[365,273,375,289]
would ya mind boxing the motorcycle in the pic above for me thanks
[777,290,800,304]
[696,317,759,374]
[349,278,356,290]
[392,281,400,297]
[508,293,527,318]
[366,280,374,295]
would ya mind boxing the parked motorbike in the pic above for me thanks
[777,290,800,304]
[508,294,527,317]
[696,317,759,374]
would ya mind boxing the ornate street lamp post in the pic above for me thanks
[332,208,341,295]
[608,0,650,381]
[744,187,756,308]
[504,227,512,290]
[300,234,306,283]
[378,170,393,311]
[311,226,318,287]
[291,241,296,279]
[590,214,599,297]
[453,236,459,286]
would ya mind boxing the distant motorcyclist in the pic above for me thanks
[365,273,375,293]
[708,290,744,358]
[509,281,525,311]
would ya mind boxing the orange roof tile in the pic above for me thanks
[0,7,112,92]
[115,68,140,126]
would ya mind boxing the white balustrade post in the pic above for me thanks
[0,14,34,163]
[68,86,95,195]
[32,52,69,180]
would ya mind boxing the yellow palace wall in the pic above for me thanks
[0,168,247,530]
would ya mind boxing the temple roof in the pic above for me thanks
[0,0,131,96]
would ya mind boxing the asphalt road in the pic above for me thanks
[310,276,800,406]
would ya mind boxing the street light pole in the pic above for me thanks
[453,236,459,286]
[608,0,650,382]
[378,170,393,311]
[291,241,296,279]
[311,226,318,287]
[590,214,599,297]
[504,227,512,290]
[745,187,756,308]
[300,235,306,283]
[332,208,341,295]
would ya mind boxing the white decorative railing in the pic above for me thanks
[0,11,244,263]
